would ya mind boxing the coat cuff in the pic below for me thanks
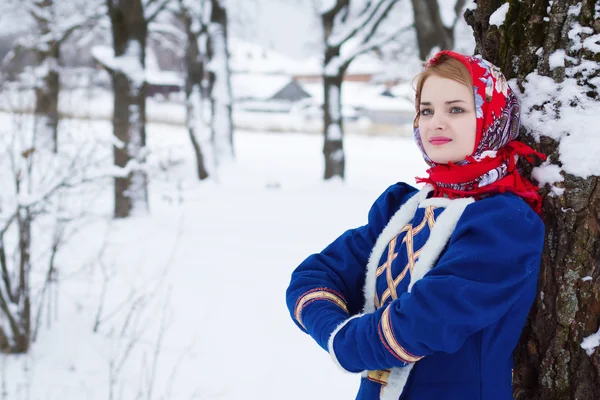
[378,305,424,363]
[327,314,365,373]
[293,287,349,330]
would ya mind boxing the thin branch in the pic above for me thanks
[319,0,348,19]
[26,1,51,25]
[0,277,22,345]
[57,9,107,45]
[0,235,15,304]
[162,338,196,399]
[452,0,467,30]
[336,22,413,73]
[93,255,111,333]
[145,0,171,23]
[31,224,60,341]
[353,0,399,49]
[146,289,170,400]
[148,21,187,41]
[328,0,397,47]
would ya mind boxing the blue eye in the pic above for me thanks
[450,107,465,113]
[420,109,433,116]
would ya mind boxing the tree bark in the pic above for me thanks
[14,207,32,353]
[33,0,60,153]
[467,1,600,399]
[181,5,209,181]
[322,66,346,180]
[108,0,149,218]
[410,0,454,60]
[321,1,348,180]
[207,0,234,169]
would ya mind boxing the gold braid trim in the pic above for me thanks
[294,289,348,329]
[380,306,423,363]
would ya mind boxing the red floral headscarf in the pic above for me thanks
[414,50,546,214]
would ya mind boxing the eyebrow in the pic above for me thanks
[420,100,467,105]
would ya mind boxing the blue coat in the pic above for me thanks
[286,183,544,400]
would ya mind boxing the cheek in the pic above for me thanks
[456,116,477,148]
[418,121,430,142]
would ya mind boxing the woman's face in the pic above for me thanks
[418,75,477,164]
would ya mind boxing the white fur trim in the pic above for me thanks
[381,365,415,400]
[417,196,454,208]
[380,197,473,399]
[362,185,433,315]
[327,314,364,374]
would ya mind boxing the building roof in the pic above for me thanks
[302,81,414,112]
[232,73,296,100]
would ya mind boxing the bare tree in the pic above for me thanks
[467,1,600,399]
[0,113,110,354]
[206,0,235,170]
[317,0,409,179]
[410,0,466,60]
[2,0,104,153]
[171,0,234,175]
[103,0,170,218]
[174,0,210,180]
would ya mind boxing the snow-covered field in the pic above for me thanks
[1,113,427,400]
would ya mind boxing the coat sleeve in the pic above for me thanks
[329,195,545,372]
[285,183,418,351]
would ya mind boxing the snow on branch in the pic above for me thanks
[55,6,107,45]
[316,0,343,15]
[27,0,52,24]
[325,22,411,76]
[149,21,188,42]
[325,0,402,76]
[327,0,397,48]
[144,0,172,22]
[91,44,145,88]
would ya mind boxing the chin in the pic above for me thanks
[427,152,467,165]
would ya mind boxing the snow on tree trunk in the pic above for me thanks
[108,0,149,219]
[323,56,346,180]
[467,1,600,399]
[207,0,234,169]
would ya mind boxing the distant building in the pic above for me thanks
[232,73,311,113]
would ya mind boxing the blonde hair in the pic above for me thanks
[413,55,473,128]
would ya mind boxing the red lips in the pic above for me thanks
[429,136,452,146]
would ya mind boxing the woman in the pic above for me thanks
[285,51,546,400]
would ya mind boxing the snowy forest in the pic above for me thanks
[0,0,598,399]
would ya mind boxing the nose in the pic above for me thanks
[430,111,447,130]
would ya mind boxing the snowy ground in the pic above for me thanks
[1,114,427,400]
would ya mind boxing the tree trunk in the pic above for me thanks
[322,69,345,180]
[14,207,32,353]
[182,8,209,181]
[108,0,149,218]
[321,5,347,181]
[33,0,60,153]
[411,0,454,60]
[207,0,234,169]
[466,1,600,399]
